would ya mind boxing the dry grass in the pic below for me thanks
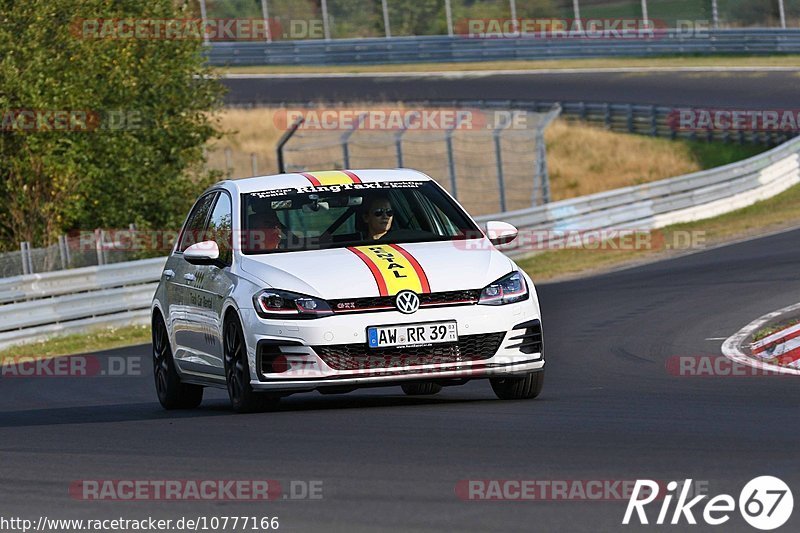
[544,120,702,200]
[207,108,285,178]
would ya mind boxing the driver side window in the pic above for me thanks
[178,193,217,253]
[206,193,233,266]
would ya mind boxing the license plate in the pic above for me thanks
[367,321,457,349]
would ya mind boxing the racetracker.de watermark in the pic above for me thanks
[455,479,709,501]
[669,108,800,132]
[665,355,789,378]
[69,480,323,501]
[455,18,709,39]
[71,18,324,41]
[273,108,537,131]
[462,229,707,253]
[1,109,143,132]
[76,229,708,253]
[0,355,142,378]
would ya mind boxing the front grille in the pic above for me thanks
[329,289,480,314]
[314,332,505,371]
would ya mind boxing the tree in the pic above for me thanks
[0,0,224,250]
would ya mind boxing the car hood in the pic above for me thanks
[239,239,514,299]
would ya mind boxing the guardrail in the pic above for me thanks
[2,134,800,350]
[0,257,165,350]
[208,29,800,66]
[476,135,800,256]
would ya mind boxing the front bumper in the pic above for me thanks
[240,299,544,392]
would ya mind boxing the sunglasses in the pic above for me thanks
[372,208,394,217]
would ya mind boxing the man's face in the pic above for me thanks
[365,199,393,237]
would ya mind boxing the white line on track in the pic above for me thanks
[222,66,800,80]
[721,302,800,376]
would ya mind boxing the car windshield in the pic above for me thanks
[240,181,481,254]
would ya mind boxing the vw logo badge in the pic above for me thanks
[395,290,420,314]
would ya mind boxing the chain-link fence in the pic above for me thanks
[278,103,560,216]
[201,0,800,39]
[1,229,165,278]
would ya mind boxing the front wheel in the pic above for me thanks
[490,370,544,400]
[224,316,279,413]
[152,315,203,409]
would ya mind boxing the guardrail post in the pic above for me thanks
[604,103,611,129]
[394,111,418,168]
[321,0,331,40]
[711,0,719,29]
[58,235,68,270]
[533,105,561,205]
[779,0,787,29]
[63,234,72,267]
[251,153,258,176]
[276,116,305,173]
[20,242,31,275]
[95,229,105,266]
[535,130,550,204]
[446,130,457,198]
[381,0,391,38]
[444,0,454,37]
[340,112,368,169]
[493,126,507,212]
[260,0,272,42]
[444,111,470,199]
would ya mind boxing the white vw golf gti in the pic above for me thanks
[151,169,544,412]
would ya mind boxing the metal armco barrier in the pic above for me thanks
[476,135,800,256]
[0,257,166,350]
[208,29,800,66]
[2,134,800,348]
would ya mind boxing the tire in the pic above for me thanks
[401,382,443,396]
[152,315,203,409]
[224,314,279,413]
[490,370,544,400]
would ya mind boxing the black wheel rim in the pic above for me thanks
[224,321,245,403]
[153,320,169,400]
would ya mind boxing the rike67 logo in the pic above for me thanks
[623,477,793,530]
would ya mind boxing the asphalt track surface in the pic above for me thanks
[2,227,800,532]
[222,69,800,108]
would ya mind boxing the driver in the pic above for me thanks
[361,195,394,241]
[247,209,284,251]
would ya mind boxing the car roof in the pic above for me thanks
[217,168,432,195]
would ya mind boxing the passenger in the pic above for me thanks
[361,195,394,241]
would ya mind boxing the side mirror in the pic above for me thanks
[485,221,518,245]
[183,241,220,266]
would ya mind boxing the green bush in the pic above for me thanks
[0,0,224,250]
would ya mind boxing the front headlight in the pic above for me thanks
[253,289,333,319]
[478,271,528,305]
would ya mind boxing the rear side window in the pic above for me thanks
[178,193,217,252]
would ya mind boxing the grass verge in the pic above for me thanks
[0,324,150,361]
[517,182,800,282]
[753,319,800,343]
[218,55,800,75]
